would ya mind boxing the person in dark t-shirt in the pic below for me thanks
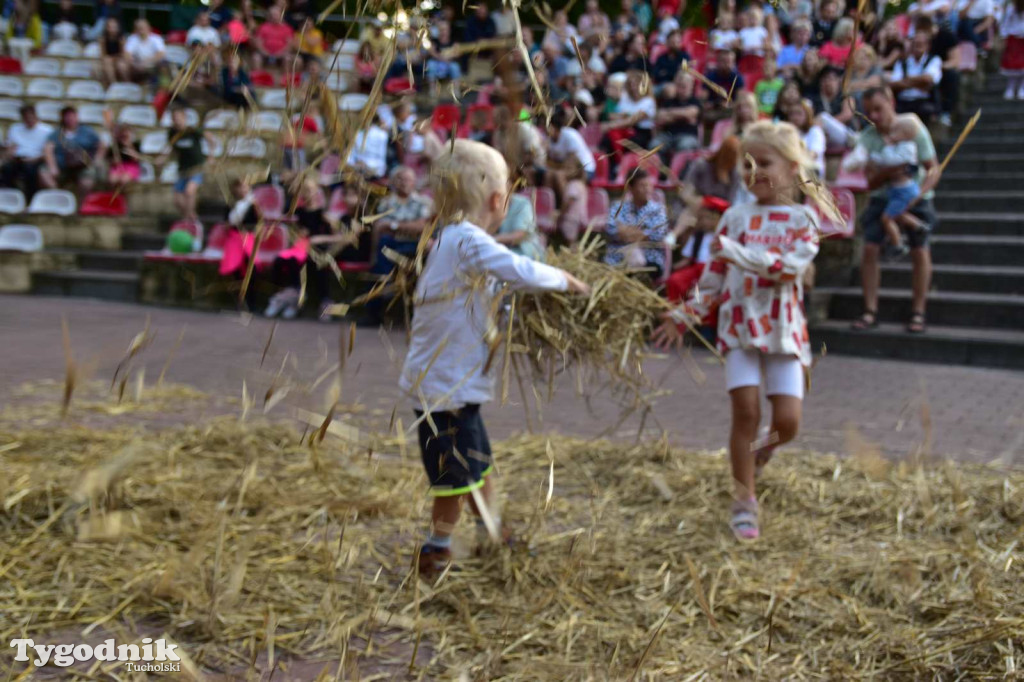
[156,106,215,222]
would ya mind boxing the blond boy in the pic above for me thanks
[400,140,588,577]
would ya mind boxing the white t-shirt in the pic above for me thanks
[658,16,680,41]
[550,127,596,173]
[186,26,221,46]
[7,122,54,159]
[710,28,739,51]
[739,26,769,55]
[802,125,826,176]
[957,0,995,18]
[891,54,943,100]
[124,33,167,63]
[617,93,657,129]
[347,125,389,178]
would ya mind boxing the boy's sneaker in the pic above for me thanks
[264,292,287,318]
[884,241,910,262]
[418,544,453,578]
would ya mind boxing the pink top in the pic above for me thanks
[256,22,294,56]
[819,40,859,67]
[680,202,820,365]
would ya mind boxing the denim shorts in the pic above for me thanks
[883,182,920,218]
[174,172,203,193]
[862,194,936,249]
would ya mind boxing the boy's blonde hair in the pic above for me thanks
[430,139,510,225]
[742,120,837,218]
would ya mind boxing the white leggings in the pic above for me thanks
[725,349,805,399]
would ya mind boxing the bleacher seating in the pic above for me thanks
[204,109,240,130]
[254,111,283,132]
[0,76,23,97]
[259,89,288,109]
[159,162,179,184]
[227,137,266,158]
[0,189,27,214]
[118,105,157,128]
[80,192,127,216]
[82,42,101,58]
[159,108,200,128]
[165,46,190,67]
[105,83,143,103]
[27,190,76,216]
[76,103,107,124]
[339,93,369,112]
[67,80,105,100]
[35,100,63,122]
[140,131,168,155]
[26,78,64,99]
[62,60,95,79]
[586,188,610,230]
[24,59,61,77]
[252,185,285,219]
[45,40,82,58]
[0,224,43,252]
[0,99,22,121]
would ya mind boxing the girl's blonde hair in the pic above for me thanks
[742,120,838,220]
[430,139,510,225]
[832,17,855,43]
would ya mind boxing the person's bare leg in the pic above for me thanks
[173,191,186,217]
[910,245,931,316]
[429,495,462,541]
[101,56,115,86]
[767,394,802,448]
[861,242,881,314]
[729,386,761,502]
[115,58,130,82]
[38,167,57,189]
[894,211,923,230]
[880,214,903,248]
[184,180,200,221]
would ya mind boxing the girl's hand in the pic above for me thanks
[562,272,591,295]
[651,316,684,350]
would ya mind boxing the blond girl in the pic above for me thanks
[654,121,822,541]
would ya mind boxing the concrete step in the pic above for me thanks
[943,138,1024,154]
[938,173,1024,191]
[930,235,1024,265]
[933,193,1024,215]
[121,231,166,251]
[45,249,144,272]
[811,321,1024,370]
[933,212,1024,236]
[946,154,1024,173]
[868,263,1024,295]
[32,269,140,302]
[816,286,1024,330]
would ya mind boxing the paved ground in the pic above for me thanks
[3,295,1023,464]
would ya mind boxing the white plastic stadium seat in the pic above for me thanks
[62,60,96,79]
[76,103,107,125]
[26,78,64,99]
[165,45,190,67]
[159,161,178,183]
[203,108,239,130]
[0,99,22,121]
[105,83,143,103]
[140,131,168,155]
[254,111,282,132]
[24,58,61,77]
[0,224,43,252]
[28,189,76,216]
[45,40,82,58]
[7,38,34,64]
[227,137,266,158]
[333,54,355,72]
[117,105,157,127]
[138,161,155,183]
[35,100,63,123]
[159,108,199,128]
[83,42,101,58]
[323,71,348,92]
[331,40,360,54]
[0,188,27,214]
[0,76,23,97]
[339,93,369,112]
[67,80,106,101]
[202,135,224,157]
[258,88,287,109]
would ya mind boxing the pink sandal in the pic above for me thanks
[730,499,760,541]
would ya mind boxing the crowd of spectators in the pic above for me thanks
[0,0,1022,322]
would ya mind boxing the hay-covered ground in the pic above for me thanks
[1,382,1022,680]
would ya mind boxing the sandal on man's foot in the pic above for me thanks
[850,310,879,331]
[729,499,760,541]
[906,312,926,334]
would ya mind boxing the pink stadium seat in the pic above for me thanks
[668,150,702,181]
[586,187,609,231]
[252,185,285,219]
[710,119,732,149]
[609,152,641,190]
[818,186,856,238]
[834,152,869,192]
[591,155,612,189]
[258,223,288,252]
[206,223,231,249]
[326,187,345,220]
[580,123,602,150]
[527,186,557,233]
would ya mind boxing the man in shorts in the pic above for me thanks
[851,87,939,334]
[40,106,105,198]
[156,106,216,222]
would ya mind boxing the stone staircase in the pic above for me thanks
[811,78,1024,370]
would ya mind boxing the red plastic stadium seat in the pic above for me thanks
[608,152,641,190]
[250,70,275,87]
[431,103,461,136]
[79,192,126,216]
[466,103,495,129]
[280,71,302,88]
[384,76,414,94]
[252,184,285,219]
[522,186,557,233]
[668,150,702,180]
[207,223,231,249]
[0,57,22,74]
[165,30,188,45]
[682,28,708,64]
[591,154,612,189]
[580,123,602,150]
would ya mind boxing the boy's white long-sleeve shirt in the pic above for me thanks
[678,203,820,366]
[399,221,568,411]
